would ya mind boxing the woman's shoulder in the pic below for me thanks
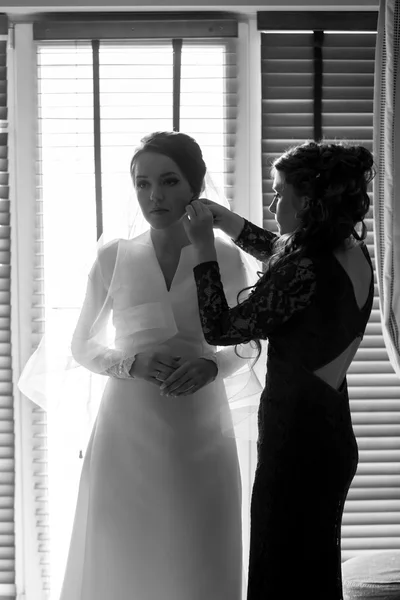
[269,253,317,289]
[97,238,122,264]
[94,238,125,286]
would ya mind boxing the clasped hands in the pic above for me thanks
[130,348,218,397]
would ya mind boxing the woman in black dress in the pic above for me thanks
[161,141,375,599]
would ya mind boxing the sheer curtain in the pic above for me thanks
[373,0,400,378]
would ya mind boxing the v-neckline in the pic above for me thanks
[149,233,192,293]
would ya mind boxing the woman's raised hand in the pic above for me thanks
[197,198,231,229]
[196,198,245,240]
[182,200,215,248]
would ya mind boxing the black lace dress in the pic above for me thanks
[193,220,374,600]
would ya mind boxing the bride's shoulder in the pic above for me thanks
[214,234,241,254]
[214,234,243,266]
[215,235,244,259]
[97,238,122,263]
[94,239,125,284]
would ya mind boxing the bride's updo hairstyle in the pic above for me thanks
[268,141,375,271]
[130,131,207,198]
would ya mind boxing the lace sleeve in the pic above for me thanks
[233,219,279,263]
[198,237,263,377]
[193,257,317,345]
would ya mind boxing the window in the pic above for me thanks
[35,30,237,597]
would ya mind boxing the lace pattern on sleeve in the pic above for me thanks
[103,355,136,379]
[193,257,317,346]
[234,219,279,263]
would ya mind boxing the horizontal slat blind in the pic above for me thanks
[261,32,314,221]
[180,40,236,205]
[37,42,99,598]
[261,27,400,560]
[0,21,16,600]
[36,36,237,597]
[257,11,378,32]
[31,42,52,599]
[96,41,172,244]
[97,39,237,242]
[322,33,375,145]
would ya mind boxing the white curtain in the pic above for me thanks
[373,0,400,378]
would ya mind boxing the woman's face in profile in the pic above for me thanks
[269,170,304,235]
[133,152,193,229]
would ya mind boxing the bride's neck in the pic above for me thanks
[150,222,191,253]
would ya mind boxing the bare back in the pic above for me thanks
[313,243,373,390]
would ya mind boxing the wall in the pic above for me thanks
[0,0,379,17]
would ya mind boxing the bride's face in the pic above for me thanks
[133,152,193,229]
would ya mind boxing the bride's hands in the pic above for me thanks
[159,358,218,396]
[130,350,182,386]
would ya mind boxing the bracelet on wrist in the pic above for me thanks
[125,355,136,378]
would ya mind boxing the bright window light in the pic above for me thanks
[36,39,230,599]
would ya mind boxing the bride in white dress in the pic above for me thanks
[20,131,262,600]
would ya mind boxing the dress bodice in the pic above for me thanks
[109,232,250,358]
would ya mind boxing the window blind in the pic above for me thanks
[0,16,16,600]
[35,35,237,597]
[260,20,400,560]
[32,64,51,600]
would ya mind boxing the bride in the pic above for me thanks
[20,131,262,600]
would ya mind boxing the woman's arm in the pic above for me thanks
[72,242,182,382]
[233,218,279,264]
[200,200,278,264]
[193,256,317,346]
[71,241,134,378]
[200,237,262,375]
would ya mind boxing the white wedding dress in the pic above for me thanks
[57,230,258,600]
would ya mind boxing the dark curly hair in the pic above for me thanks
[238,140,375,366]
[130,131,206,198]
[268,140,375,270]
